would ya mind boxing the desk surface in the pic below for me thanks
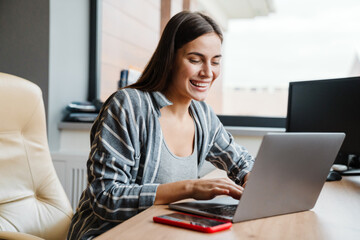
[95,170,360,240]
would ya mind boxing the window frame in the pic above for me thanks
[88,0,287,129]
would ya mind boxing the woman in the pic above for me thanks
[67,11,254,239]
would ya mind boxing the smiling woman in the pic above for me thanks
[67,11,254,240]
[163,32,222,103]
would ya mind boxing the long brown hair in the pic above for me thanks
[128,11,223,92]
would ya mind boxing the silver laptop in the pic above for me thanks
[169,132,345,222]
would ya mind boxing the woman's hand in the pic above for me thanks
[154,177,244,205]
[190,178,244,200]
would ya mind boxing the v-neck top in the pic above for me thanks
[154,123,198,184]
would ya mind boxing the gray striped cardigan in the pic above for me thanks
[67,88,254,239]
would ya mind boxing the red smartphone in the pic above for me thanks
[153,212,232,233]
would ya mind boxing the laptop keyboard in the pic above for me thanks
[200,205,237,217]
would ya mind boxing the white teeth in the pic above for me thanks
[191,81,209,87]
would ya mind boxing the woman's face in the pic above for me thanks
[168,32,222,103]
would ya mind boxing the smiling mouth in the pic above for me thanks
[190,80,210,87]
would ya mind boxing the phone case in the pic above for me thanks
[153,212,232,233]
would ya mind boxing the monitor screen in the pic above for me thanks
[286,76,360,163]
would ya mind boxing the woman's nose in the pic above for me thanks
[199,63,213,78]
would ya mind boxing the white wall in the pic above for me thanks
[0,0,90,151]
[48,0,90,151]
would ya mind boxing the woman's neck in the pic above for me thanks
[162,90,192,120]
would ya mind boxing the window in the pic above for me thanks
[221,0,360,119]
[90,0,360,128]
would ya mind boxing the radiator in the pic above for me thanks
[52,153,88,211]
[70,167,88,210]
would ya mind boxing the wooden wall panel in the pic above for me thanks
[161,0,171,33]
[101,33,151,69]
[102,1,159,52]
[105,0,160,33]
[100,63,121,100]
[100,0,160,100]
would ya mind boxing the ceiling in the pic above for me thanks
[195,0,275,30]
[219,0,275,19]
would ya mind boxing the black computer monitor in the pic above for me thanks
[286,76,360,169]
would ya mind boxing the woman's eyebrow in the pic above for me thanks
[187,52,222,58]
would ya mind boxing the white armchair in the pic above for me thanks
[0,73,73,240]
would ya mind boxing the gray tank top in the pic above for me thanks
[154,125,198,184]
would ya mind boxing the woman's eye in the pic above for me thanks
[189,59,200,63]
[212,58,221,65]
